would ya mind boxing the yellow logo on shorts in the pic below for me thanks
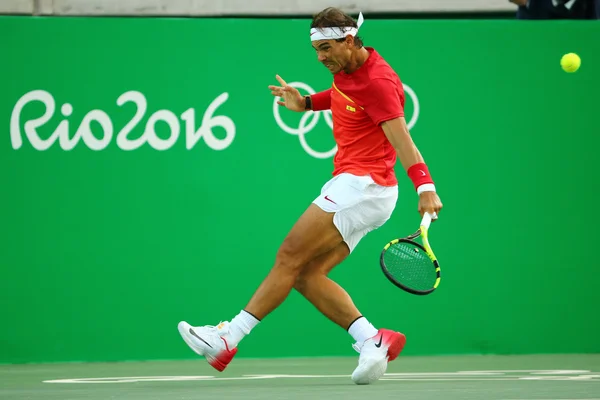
[346,105,356,112]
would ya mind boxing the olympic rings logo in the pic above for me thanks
[272,81,420,159]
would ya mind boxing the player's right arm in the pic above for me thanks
[364,77,443,218]
[269,75,331,112]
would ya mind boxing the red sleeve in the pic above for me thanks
[310,89,332,111]
[363,79,405,125]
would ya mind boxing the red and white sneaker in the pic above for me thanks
[351,328,406,385]
[177,321,237,372]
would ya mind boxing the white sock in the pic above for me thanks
[225,310,260,348]
[348,316,378,344]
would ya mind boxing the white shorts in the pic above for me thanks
[312,173,398,253]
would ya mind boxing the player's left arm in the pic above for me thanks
[365,78,443,218]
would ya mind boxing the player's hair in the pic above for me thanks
[310,7,364,48]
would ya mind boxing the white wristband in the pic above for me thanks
[417,183,436,195]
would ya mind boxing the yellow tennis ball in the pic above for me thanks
[561,53,581,73]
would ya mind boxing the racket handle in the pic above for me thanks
[421,212,435,230]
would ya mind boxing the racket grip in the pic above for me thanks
[421,212,434,230]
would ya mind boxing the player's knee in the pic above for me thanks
[293,272,314,294]
[274,238,305,274]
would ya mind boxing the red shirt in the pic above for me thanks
[311,47,405,187]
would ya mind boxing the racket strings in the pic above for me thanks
[383,242,437,291]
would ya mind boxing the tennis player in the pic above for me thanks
[178,7,443,385]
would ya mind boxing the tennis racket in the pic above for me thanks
[379,212,440,295]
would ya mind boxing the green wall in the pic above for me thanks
[1,16,599,364]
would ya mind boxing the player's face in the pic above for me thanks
[312,39,352,74]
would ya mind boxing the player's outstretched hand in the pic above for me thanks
[419,192,443,220]
[268,75,306,112]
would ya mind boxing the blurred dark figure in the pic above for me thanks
[510,0,599,19]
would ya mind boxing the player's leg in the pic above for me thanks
[294,242,384,349]
[294,174,404,384]
[295,237,405,385]
[294,242,354,328]
[242,203,344,321]
[177,201,345,371]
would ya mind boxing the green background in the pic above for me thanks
[1,16,598,364]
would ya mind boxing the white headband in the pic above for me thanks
[310,12,364,42]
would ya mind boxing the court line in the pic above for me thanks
[42,370,600,384]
